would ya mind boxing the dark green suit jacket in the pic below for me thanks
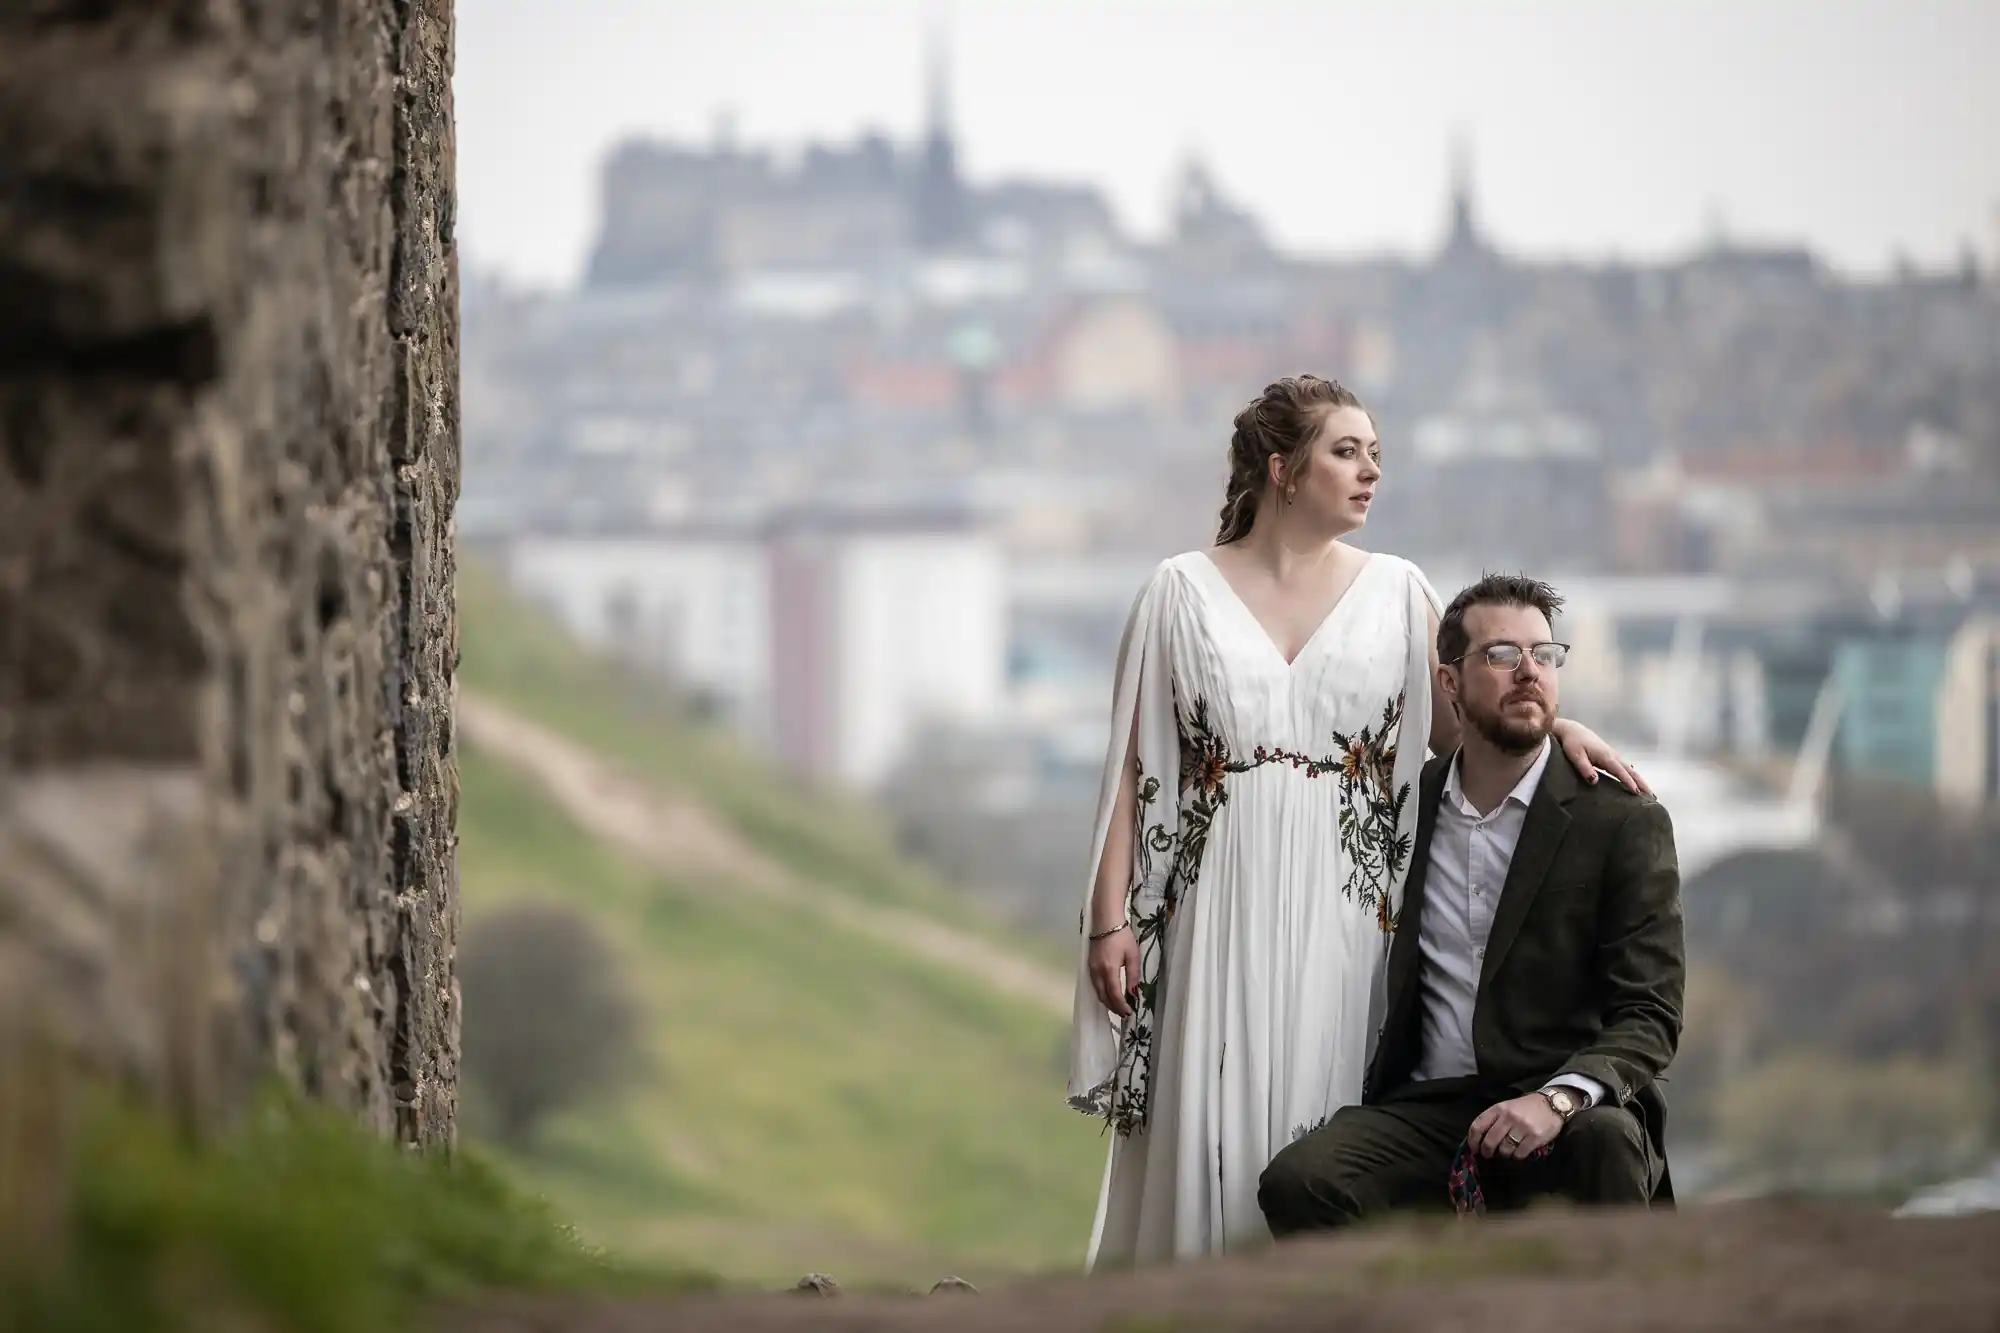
[1365,751,1686,1199]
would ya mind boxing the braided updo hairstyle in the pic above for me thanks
[1215,375,1368,545]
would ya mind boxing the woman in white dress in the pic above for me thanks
[1067,376,1643,1267]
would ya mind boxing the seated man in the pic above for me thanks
[1259,574,1683,1231]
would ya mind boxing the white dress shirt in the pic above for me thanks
[1410,737,1607,1109]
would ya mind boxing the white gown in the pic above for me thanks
[1067,549,1441,1267]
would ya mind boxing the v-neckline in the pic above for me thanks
[1195,548,1380,670]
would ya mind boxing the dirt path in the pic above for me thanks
[456,692,1072,1015]
[447,1202,2000,1333]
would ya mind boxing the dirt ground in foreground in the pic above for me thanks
[446,1201,2000,1333]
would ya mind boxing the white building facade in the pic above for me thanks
[507,528,772,737]
[1936,614,2000,807]
[506,512,1006,789]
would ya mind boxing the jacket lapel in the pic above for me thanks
[1477,752,1578,992]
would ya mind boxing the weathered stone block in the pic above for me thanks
[0,0,460,1150]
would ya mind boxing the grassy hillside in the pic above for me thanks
[454,565,1105,1287]
[458,564,1051,932]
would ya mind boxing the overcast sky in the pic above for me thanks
[456,0,1999,289]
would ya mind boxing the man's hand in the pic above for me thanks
[1469,1092,1565,1160]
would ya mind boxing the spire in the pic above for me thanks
[1445,127,1479,255]
[1173,149,1218,233]
[912,5,967,250]
[924,8,952,145]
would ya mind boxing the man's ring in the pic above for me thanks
[1506,1132,1523,1144]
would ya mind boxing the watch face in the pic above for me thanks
[1550,1088,1576,1114]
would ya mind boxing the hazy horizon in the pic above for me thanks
[458,0,2000,289]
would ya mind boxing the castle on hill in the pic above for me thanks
[586,35,1131,285]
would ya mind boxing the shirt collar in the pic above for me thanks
[1443,736,1554,820]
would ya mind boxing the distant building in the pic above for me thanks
[1669,237,1823,310]
[1674,442,2000,582]
[588,135,913,285]
[1935,614,2000,807]
[1389,135,1517,411]
[1369,339,1610,573]
[504,509,1007,790]
[1729,574,2000,795]
[1832,637,1950,787]
[1167,156,1273,275]
[506,525,771,735]
[1155,270,1351,418]
[911,29,969,252]
[582,36,1113,286]
[769,509,1006,787]
[1048,295,1180,416]
[1438,132,1488,269]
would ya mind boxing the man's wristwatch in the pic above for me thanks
[1539,1085,1584,1123]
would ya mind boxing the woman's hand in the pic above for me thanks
[1088,924,1142,1018]
[1551,718,1651,795]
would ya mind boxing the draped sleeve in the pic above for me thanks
[1067,559,1183,1129]
[1360,557,1447,1068]
[1388,556,1445,921]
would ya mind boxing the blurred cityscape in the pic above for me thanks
[457,33,2000,1204]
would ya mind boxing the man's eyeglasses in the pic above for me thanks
[1447,642,1571,671]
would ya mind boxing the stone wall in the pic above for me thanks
[0,0,459,1150]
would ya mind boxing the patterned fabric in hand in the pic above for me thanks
[1448,1138,1552,1218]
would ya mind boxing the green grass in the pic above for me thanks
[453,569,1107,1287]
[7,1090,714,1333]
[457,563,961,917]
[459,750,1104,1287]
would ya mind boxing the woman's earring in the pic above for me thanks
[1285,484,1297,505]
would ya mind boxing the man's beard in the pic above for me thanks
[1463,689,1555,755]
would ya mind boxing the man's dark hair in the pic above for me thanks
[1437,573,1565,665]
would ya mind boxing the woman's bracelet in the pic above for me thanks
[1088,921,1130,942]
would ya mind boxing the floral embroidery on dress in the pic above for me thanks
[1289,1113,1333,1144]
[1332,692,1414,934]
[1108,763,1176,1135]
[1070,756,1181,1134]
[1080,689,1412,1137]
